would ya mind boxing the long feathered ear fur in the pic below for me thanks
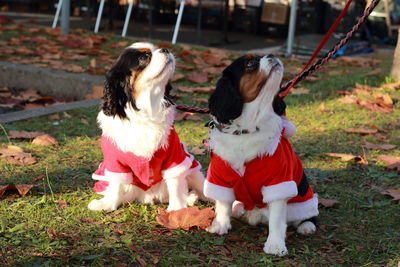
[272,96,286,116]
[209,76,243,124]
[102,65,138,119]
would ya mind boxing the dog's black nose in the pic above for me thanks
[160,48,169,53]
[267,54,274,58]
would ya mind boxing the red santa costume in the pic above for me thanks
[205,132,318,222]
[93,128,200,193]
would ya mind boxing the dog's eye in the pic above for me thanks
[138,53,150,66]
[246,59,259,70]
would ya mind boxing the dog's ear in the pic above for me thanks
[102,65,138,118]
[209,76,243,124]
[272,95,286,116]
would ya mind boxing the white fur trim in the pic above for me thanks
[162,156,192,180]
[92,168,133,184]
[262,181,298,203]
[282,119,296,138]
[204,180,235,202]
[287,195,319,222]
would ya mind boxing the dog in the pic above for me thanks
[204,54,319,256]
[88,42,206,212]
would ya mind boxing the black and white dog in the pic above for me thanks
[88,42,205,212]
[204,54,319,256]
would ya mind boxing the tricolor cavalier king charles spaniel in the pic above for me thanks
[88,42,206,212]
[204,54,319,256]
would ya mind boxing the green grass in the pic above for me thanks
[1,30,400,265]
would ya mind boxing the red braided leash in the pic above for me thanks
[176,0,381,113]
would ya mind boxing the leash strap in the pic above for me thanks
[279,0,354,98]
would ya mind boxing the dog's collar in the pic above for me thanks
[205,120,260,136]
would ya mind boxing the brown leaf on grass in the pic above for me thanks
[84,85,103,99]
[177,86,214,94]
[14,184,33,196]
[290,87,310,95]
[63,112,72,118]
[377,155,400,171]
[0,185,12,198]
[186,72,209,83]
[382,81,400,90]
[325,153,368,164]
[207,48,230,59]
[190,146,207,155]
[364,142,396,150]
[0,184,33,198]
[58,200,67,209]
[380,189,400,200]
[8,130,45,139]
[365,68,382,76]
[373,93,393,106]
[175,62,195,70]
[156,207,215,230]
[344,128,377,135]
[172,73,185,82]
[0,145,37,166]
[195,97,208,103]
[81,118,89,125]
[136,256,147,267]
[48,114,60,120]
[319,198,339,208]
[32,134,58,146]
[337,95,357,104]
[47,228,58,240]
[318,103,334,114]
[202,66,225,75]
[337,56,381,67]
[175,112,203,121]
[203,54,223,66]
[112,41,129,48]
[356,98,393,114]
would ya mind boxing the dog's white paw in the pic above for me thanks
[297,221,316,235]
[232,201,245,218]
[88,199,119,211]
[206,218,231,235]
[263,237,288,256]
[167,202,186,211]
[186,191,199,207]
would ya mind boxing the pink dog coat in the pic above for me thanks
[93,128,199,192]
[205,135,318,221]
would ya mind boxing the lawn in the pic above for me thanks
[0,24,400,266]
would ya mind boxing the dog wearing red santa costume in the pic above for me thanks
[204,54,319,256]
[88,42,206,212]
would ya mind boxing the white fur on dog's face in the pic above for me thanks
[102,42,175,119]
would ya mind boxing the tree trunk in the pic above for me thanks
[391,29,400,82]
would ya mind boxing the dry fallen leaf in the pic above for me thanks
[172,73,185,82]
[48,114,60,120]
[156,207,215,230]
[190,146,207,155]
[381,81,400,90]
[325,153,368,164]
[344,128,377,135]
[186,72,209,84]
[85,85,103,99]
[8,130,45,139]
[0,145,37,166]
[58,200,67,209]
[319,198,339,208]
[175,112,203,121]
[32,134,58,146]
[0,184,33,198]
[364,142,396,150]
[290,87,310,95]
[380,189,400,200]
[177,86,214,94]
[377,155,400,171]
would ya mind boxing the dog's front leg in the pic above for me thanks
[206,199,233,235]
[263,199,288,256]
[88,181,124,211]
[165,175,188,211]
